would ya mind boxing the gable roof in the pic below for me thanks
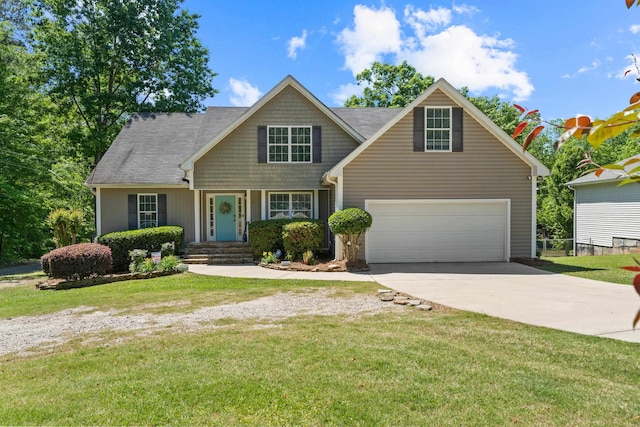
[84,106,399,187]
[325,78,550,179]
[86,112,203,186]
[566,154,640,186]
[179,75,368,171]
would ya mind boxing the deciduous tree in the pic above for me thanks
[345,61,434,108]
[32,0,218,162]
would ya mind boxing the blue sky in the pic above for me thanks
[182,0,640,122]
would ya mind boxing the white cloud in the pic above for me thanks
[287,30,307,59]
[228,78,262,106]
[404,5,451,36]
[563,59,605,79]
[336,4,402,76]
[616,54,640,79]
[452,4,480,15]
[330,82,363,105]
[630,24,640,34]
[577,60,601,74]
[400,25,533,101]
[335,4,533,102]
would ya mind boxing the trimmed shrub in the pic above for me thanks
[328,208,372,262]
[247,219,290,258]
[248,219,324,259]
[282,221,324,261]
[40,253,50,276]
[45,243,112,280]
[97,226,183,272]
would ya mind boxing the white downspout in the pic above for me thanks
[531,174,537,258]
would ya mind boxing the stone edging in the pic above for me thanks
[377,289,433,311]
[36,270,181,291]
[259,262,370,273]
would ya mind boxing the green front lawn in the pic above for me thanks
[1,273,639,425]
[534,254,639,285]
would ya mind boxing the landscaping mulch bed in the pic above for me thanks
[37,270,182,290]
[261,258,370,272]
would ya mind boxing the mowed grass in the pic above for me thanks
[1,273,640,425]
[537,254,639,285]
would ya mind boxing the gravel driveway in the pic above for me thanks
[0,290,401,357]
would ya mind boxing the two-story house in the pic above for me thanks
[86,75,549,263]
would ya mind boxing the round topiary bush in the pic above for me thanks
[328,208,372,262]
[45,243,112,280]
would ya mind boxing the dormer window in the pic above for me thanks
[268,126,312,163]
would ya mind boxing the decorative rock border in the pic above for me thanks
[36,270,182,291]
[259,260,370,273]
[377,289,432,311]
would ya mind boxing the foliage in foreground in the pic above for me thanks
[0,277,638,425]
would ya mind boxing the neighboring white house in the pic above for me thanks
[567,155,640,255]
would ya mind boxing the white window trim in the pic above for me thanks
[425,106,452,152]
[267,125,313,164]
[137,193,158,229]
[268,192,314,219]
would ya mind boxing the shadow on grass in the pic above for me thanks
[517,259,605,275]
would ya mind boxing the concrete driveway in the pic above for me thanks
[188,262,640,343]
[368,262,640,343]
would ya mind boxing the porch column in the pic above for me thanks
[245,190,251,223]
[194,190,201,243]
[261,190,267,220]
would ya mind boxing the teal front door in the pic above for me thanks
[215,195,236,241]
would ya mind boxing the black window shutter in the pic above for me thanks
[158,194,167,226]
[128,194,137,230]
[452,107,463,152]
[257,126,267,163]
[413,107,425,152]
[312,126,321,163]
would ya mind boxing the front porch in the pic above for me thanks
[192,189,331,245]
[182,242,254,265]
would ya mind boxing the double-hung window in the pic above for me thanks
[425,107,451,151]
[138,194,157,229]
[269,193,312,219]
[268,126,312,163]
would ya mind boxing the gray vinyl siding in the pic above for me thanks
[250,190,262,224]
[99,187,195,244]
[193,86,360,190]
[574,181,640,247]
[343,89,534,259]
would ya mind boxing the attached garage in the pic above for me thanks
[364,199,510,263]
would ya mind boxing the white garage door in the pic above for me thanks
[365,199,509,263]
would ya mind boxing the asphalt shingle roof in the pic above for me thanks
[86,106,399,186]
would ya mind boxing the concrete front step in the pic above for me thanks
[183,257,253,265]
[185,246,251,255]
[183,242,254,265]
